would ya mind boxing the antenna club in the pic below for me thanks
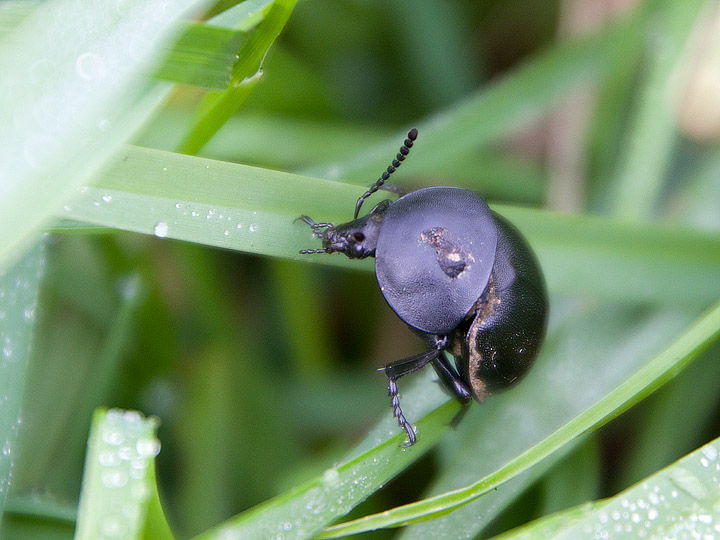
[352,128,420,219]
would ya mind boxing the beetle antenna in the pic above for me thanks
[299,248,330,255]
[354,128,418,219]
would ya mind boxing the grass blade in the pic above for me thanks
[317,299,720,537]
[0,241,45,514]
[73,409,162,540]
[303,7,650,184]
[177,0,298,154]
[54,146,720,304]
[490,434,720,540]
[153,23,246,89]
[0,0,208,273]
[189,369,461,540]
[608,0,705,219]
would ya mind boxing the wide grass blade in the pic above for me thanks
[55,146,720,304]
[0,0,208,274]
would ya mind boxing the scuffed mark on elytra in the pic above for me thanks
[418,227,474,278]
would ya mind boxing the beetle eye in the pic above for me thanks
[353,232,365,242]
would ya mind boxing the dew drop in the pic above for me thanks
[101,468,128,488]
[101,514,123,538]
[670,467,707,500]
[136,438,160,458]
[76,52,105,80]
[117,446,133,461]
[98,450,120,467]
[102,427,124,446]
[322,468,340,485]
[153,222,169,238]
[701,446,718,462]
[102,194,112,203]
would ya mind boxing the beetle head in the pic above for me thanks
[324,214,384,258]
[298,212,384,259]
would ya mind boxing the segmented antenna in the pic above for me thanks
[296,216,333,254]
[354,128,418,219]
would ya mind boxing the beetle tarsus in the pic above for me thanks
[380,346,445,446]
[388,378,416,446]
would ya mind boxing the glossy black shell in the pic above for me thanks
[375,187,498,334]
[450,213,548,400]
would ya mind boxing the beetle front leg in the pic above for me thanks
[378,337,448,446]
[379,349,440,446]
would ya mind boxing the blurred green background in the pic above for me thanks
[1,0,720,539]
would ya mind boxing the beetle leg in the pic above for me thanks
[380,349,437,379]
[431,353,473,404]
[378,348,441,446]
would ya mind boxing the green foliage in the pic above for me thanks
[0,0,719,539]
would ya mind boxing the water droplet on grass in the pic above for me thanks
[153,222,169,238]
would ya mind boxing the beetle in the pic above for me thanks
[298,129,548,445]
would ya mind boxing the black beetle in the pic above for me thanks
[298,129,548,445]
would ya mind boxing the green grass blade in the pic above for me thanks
[317,299,720,537]
[0,241,45,514]
[55,146,720,304]
[73,409,162,540]
[303,7,649,184]
[1,492,77,539]
[490,434,720,540]
[142,462,175,540]
[153,23,246,89]
[392,304,667,540]
[0,0,209,274]
[608,0,705,219]
[208,0,275,30]
[177,0,298,154]
[189,368,461,540]
[139,114,546,202]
